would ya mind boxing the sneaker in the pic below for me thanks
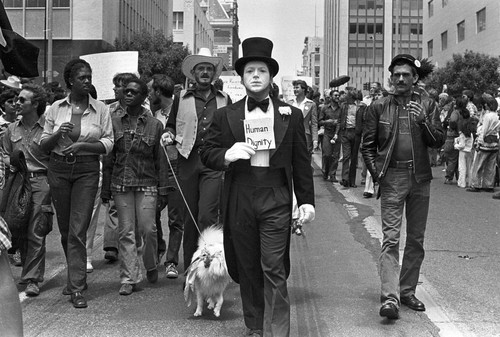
[119,283,135,296]
[146,268,158,283]
[104,249,118,262]
[86,261,93,273]
[165,263,179,279]
[11,249,22,267]
[25,282,40,297]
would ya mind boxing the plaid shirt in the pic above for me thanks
[0,215,12,252]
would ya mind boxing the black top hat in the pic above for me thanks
[235,37,279,77]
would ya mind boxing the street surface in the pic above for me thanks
[11,152,500,337]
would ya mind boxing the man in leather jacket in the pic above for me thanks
[361,54,445,320]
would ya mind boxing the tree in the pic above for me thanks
[114,30,190,84]
[425,50,500,97]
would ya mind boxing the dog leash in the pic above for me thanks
[161,145,206,243]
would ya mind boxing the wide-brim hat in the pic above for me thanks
[235,37,279,77]
[181,48,223,82]
[0,75,21,90]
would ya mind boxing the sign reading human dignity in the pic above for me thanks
[244,118,276,150]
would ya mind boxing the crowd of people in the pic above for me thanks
[0,36,499,336]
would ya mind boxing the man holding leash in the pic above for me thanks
[162,48,231,272]
[200,37,315,337]
[361,54,445,319]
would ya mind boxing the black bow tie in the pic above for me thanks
[248,97,269,112]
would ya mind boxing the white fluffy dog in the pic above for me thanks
[184,226,231,317]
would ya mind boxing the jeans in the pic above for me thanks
[48,157,99,293]
[379,167,430,306]
[321,134,340,179]
[21,176,52,283]
[103,200,119,252]
[178,149,222,271]
[156,189,184,266]
[470,150,498,189]
[114,190,158,284]
[86,166,102,262]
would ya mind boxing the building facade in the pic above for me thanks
[323,0,423,91]
[172,0,239,71]
[423,0,500,68]
[4,0,173,82]
[301,36,323,89]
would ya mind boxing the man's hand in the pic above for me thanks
[298,204,315,223]
[161,131,175,146]
[408,101,425,125]
[224,142,256,164]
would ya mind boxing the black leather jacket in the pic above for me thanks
[361,92,445,184]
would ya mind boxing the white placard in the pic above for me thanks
[244,118,276,150]
[80,51,139,101]
[219,75,246,102]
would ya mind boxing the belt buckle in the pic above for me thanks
[65,153,76,164]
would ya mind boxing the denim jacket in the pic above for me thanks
[102,108,167,199]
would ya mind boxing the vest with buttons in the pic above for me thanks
[175,89,229,158]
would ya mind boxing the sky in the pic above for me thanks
[237,0,324,86]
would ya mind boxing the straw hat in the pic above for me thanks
[0,75,21,90]
[181,48,223,82]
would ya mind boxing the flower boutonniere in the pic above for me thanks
[279,106,291,120]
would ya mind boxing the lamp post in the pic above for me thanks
[193,28,219,53]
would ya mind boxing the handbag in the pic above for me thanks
[0,150,32,237]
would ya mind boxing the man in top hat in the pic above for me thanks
[361,54,445,320]
[162,48,231,273]
[200,37,315,337]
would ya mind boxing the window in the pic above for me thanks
[173,12,183,30]
[349,23,357,34]
[457,20,465,42]
[367,0,375,10]
[441,31,447,50]
[53,0,70,7]
[476,7,486,33]
[3,0,22,7]
[428,0,433,17]
[26,0,44,7]
[427,40,433,57]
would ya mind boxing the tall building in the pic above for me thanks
[323,0,423,91]
[423,0,500,68]
[301,36,323,89]
[4,0,173,82]
[173,0,239,70]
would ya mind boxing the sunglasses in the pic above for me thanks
[14,97,30,104]
[124,89,141,95]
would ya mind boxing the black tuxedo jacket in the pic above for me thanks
[200,97,314,282]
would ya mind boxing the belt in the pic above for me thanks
[389,159,413,169]
[28,171,47,178]
[51,153,99,164]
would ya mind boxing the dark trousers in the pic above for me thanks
[321,134,340,179]
[229,170,291,336]
[156,189,184,266]
[178,149,222,271]
[379,167,430,306]
[48,157,99,293]
[341,128,361,185]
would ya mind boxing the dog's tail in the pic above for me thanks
[198,225,223,247]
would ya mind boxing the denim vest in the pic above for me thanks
[175,89,228,159]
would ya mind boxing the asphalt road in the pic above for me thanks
[10,153,500,337]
